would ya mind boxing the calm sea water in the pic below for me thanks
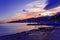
[0,23,59,36]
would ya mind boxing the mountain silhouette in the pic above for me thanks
[8,16,50,23]
[8,12,60,26]
[50,12,60,21]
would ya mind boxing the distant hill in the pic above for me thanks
[8,16,51,23]
[50,12,60,21]
[8,12,60,25]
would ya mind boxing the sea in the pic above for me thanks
[0,23,60,38]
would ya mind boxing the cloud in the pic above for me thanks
[0,6,60,23]
[9,0,48,20]
[0,0,60,23]
[24,0,47,12]
[11,6,60,20]
[26,0,48,8]
[44,0,60,10]
[6,0,48,20]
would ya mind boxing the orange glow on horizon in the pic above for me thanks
[0,6,60,23]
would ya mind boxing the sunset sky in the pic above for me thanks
[0,0,35,19]
[0,0,60,22]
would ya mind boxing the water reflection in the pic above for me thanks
[0,23,55,36]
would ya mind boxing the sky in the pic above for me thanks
[0,0,60,20]
[44,0,60,10]
[0,0,35,19]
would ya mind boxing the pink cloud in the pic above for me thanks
[0,6,60,23]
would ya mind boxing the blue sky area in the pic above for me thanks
[0,0,60,19]
[0,0,35,19]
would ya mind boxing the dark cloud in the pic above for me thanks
[44,0,60,10]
